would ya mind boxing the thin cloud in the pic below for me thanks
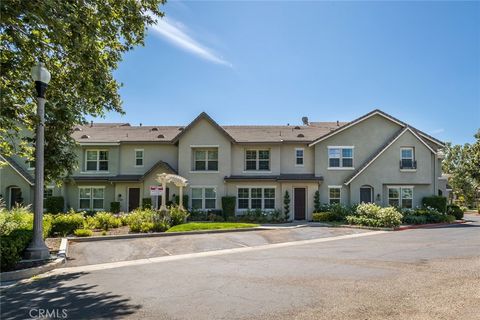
[149,16,232,67]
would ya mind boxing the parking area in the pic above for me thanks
[65,226,369,267]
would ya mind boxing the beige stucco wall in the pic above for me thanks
[178,118,232,209]
[348,130,437,207]
[64,182,115,211]
[280,144,315,174]
[118,144,178,174]
[231,144,281,176]
[72,145,120,176]
[0,165,33,208]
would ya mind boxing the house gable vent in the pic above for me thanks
[80,134,90,139]
[73,127,82,131]
[294,126,301,130]
[151,127,159,131]
[157,134,165,138]
[297,133,305,138]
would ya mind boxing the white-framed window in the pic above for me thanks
[245,150,270,171]
[388,186,413,208]
[400,147,415,169]
[193,148,218,171]
[328,146,354,168]
[85,150,109,171]
[79,187,105,210]
[191,187,217,210]
[27,160,35,170]
[135,149,144,167]
[237,187,276,210]
[44,187,53,199]
[295,148,304,166]
[328,186,341,204]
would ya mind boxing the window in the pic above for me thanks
[27,160,35,170]
[328,187,341,204]
[86,150,108,171]
[191,187,216,210]
[135,149,144,167]
[388,186,413,208]
[193,149,218,171]
[245,150,270,171]
[295,148,304,166]
[79,187,105,210]
[237,187,275,210]
[400,147,415,169]
[328,147,354,168]
[44,187,53,199]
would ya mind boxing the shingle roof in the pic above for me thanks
[224,174,323,182]
[72,124,183,143]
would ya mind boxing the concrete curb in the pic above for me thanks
[68,227,273,242]
[395,220,467,231]
[0,238,68,283]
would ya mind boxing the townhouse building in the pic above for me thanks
[0,109,447,220]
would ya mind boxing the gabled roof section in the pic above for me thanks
[309,109,445,148]
[172,112,236,144]
[344,127,436,185]
[0,155,34,185]
[141,160,177,178]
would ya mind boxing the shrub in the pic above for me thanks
[445,214,456,223]
[172,195,189,209]
[126,209,170,233]
[142,198,152,209]
[188,210,209,221]
[402,215,427,225]
[44,196,64,214]
[422,196,447,213]
[0,229,33,272]
[447,204,464,220]
[93,212,121,230]
[51,212,84,236]
[312,212,335,222]
[313,191,321,212]
[169,206,189,226]
[347,203,403,228]
[74,229,93,237]
[208,212,225,222]
[413,207,445,223]
[329,203,353,221]
[110,202,120,214]
[222,196,236,219]
[283,191,290,221]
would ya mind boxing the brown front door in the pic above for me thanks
[294,188,306,220]
[128,188,140,212]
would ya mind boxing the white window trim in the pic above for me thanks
[27,160,35,170]
[328,185,342,204]
[400,147,416,172]
[244,149,271,172]
[85,149,109,172]
[134,149,144,167]
[387,186,414,208]
[327,146,354,170]
[295,148,305,167]
[236,186,277,211]
[190,186,217,210]
[192,148,219,172]
[78,186,106,211]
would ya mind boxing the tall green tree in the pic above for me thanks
[1,0,165,182]
[442,130,480,207]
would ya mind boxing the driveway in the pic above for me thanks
[65,226,369,267]
[1,215,479,320]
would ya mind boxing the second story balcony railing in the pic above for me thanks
[400,159,417,170]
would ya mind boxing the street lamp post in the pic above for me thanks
[24,62,51,260]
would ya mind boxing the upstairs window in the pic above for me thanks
[86,150,108,171]
[135,149,144,167]
[400,147,415,169]
[295,148,304,166]
[193,149,218,171]
[328,147,354,168]
[245,150,270,171]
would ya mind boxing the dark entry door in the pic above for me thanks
[360,187,372,203]
[294,188,306,220]
[9,187,22,208]
[128,188,140,211]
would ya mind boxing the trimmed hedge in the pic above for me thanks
[45,196,64,214]
[110,201,120,214]
[51,213,84,236]
[422,196,447,213]
[312,212,335,222]
[221,196,236,219]
[0,229,33,272]
[447,204,464,220]
[74,229,93,237]
[142,198,152,209]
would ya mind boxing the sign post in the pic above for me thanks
[149,186,164,210]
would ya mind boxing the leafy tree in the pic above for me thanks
[442,130,480,208]
[0,1,165,182]
[283,190,290,221]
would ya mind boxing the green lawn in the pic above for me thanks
[166,222,259,232]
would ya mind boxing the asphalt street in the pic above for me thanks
[1,215,479,320]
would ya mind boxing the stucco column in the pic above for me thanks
[160,179,167,211]
[178,186,184,210]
